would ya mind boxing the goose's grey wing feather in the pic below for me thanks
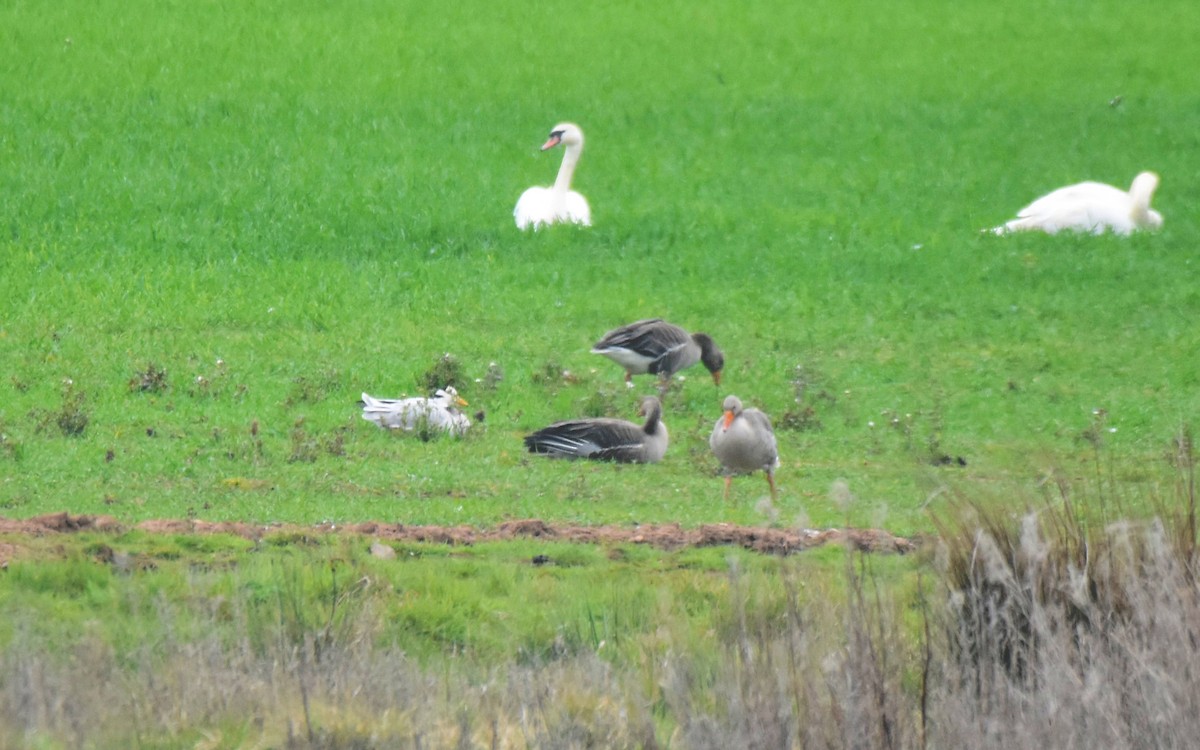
[593,319,687,357]
[524,418,645,462]
[743,408,776,436]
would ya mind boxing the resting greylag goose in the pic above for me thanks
[991,171,1162,235]
[591,319,724,386]
[360,387,471,436]
[514,122,592,231]
[710,395,779,499]
[524,396,667,463]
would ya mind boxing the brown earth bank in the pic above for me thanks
[0,512,923,566]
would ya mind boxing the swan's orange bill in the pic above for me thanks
[541,134,562,150]
[722,411,735,429]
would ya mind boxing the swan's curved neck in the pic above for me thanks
[553,143,582,194]
[1128,174,1158,225]
[1129,188,1153,223]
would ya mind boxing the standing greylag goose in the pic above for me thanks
[710,395,779,499]
[524,396,667,463]
[360,386,471,436]
[591,319,724,386]
[991,171,1162,235]
[514,122,592,230]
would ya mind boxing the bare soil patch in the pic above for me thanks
[0,512,921,566]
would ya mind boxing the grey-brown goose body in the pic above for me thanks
[710,395,779,498]
[591,319,724,385]
[524,397,667,463]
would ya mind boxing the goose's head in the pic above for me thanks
[638,395,662,418]
[435,387,469,407]
[720,395,744,429]
[1129,171,1163,229]
[541,122,585,151]
[692,333,725,385]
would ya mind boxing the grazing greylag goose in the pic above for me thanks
[710,395,779,499]
[360,387,471,436]
[591,319,724,386]
[514,122,592,231]
[524,396,667,463]
[991,171,1162,235]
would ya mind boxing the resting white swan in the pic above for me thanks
[992,171,1162,236]
[360,387,470,437]
[514,122,592,230]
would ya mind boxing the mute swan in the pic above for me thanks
[591,319,724,386]
[710,395,779,500]
[360,386,470,436]
[992,171,1162,235]
[524,396,667,463]
[514,122,592,230]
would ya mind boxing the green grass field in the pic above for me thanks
[2,0,1200,744]
[3,0,1197,532]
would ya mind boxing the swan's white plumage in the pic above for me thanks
[360,387,471,436]
[992,171,1162,236]
[514,122,592,231]
[514,187,591,230]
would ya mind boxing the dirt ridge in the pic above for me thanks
[0,512,921,561]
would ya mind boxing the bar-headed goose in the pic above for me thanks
[991,171,1162,235]
[360,386,471,436]
[524,396,667,463]
[710,395,779,499]
[514,122,592,231]
[591,319,724,386]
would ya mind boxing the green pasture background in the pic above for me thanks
[2,0,1199,534]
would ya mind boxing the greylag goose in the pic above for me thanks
[991,171,1162,235]
[524,396,667,463]
[514,122,591,231]
[591,319,724,386]
[710,395,779,499]
[360,386,471,436]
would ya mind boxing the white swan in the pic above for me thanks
[360,387,470,437]
[514,122,592,230]
[992,171,1162,236]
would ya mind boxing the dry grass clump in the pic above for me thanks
[0,603,652,749]
[930,511,1200,748]
[924,431,1200,747]
[662,560,921,750]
